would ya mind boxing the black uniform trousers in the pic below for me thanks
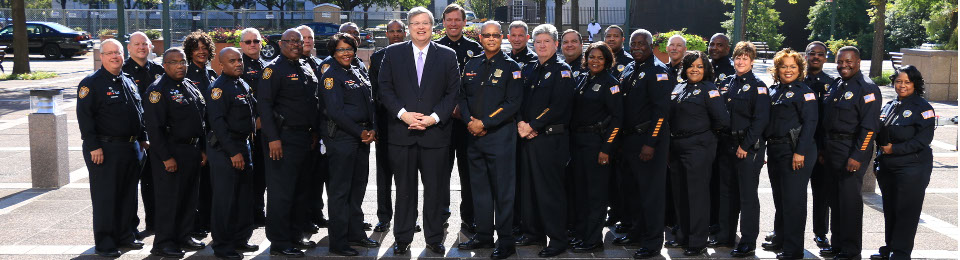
[876,150,932,260]
[766,142,816,255]
[609,157,627,225]
[519,133,569,248]
[151,142,202,251]
[375,108,394,224]
[308,148,327,226]
[196,164,212,233]
[468,126,518,246]
[85,141,142,252]
[668,131,717,249]
[137,152,156,232]
[449,121,474,225]
[252,130,266,222]
[326,134,371,250]
[622,134,669,250]
[714,139,765,245]
[570,132,612,246]
[810,160,832,237]
[208,141,255,254]
[264,129,313,250]
[390,143,449,244]
[823,138,869,256]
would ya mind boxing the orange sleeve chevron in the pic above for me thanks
[488,107,504,118]
[607,128,619,143]
[535,108,550,120]
[860,131,873,151]
[651,118,664,137]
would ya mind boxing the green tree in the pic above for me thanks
[925,1,957,48]
[806,0,871,41]
[460,0,505,20]
[721,0,785,50]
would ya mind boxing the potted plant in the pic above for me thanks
[98,29,117,41]
[145,29,164,55]
[653,29,707,64]
[206,28,242,73]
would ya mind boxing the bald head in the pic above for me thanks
[127,32,152,62]
[100,39,124,74]
[219,47,244,78]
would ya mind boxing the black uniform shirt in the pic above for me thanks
[459,51,524,130]
[256,56,320,142]
[611,49,633,79]
[519,54,575,132]
[436,36,484,73]
[509,46,538,70]
[572,70,624,154]
[122,57,164,95]
[764,81,818,155]
[206,74,256,156]
[186,62,218,90]
[565,55,588,80]
[242,54,266,95]
[820,72,882,163]
[143,75,207,161]
[667,61,683,85]
[804,70,835,99]
[668,80,730,135]
[320,61,376,138]
[719,71,771,149]
[76,68,146,151]
[877,93,935,155]
[712,55,735,85]
[620,55,674,147]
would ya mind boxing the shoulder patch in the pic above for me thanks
[321,64,330,74]
[864,93,876,103]
[708,90,720,98]
[149,91,161,103]
[210,88,222,100]
[610,85,620,94]
[513,71,521,79]
[922,109,935,119]
[561,70,571,78]
[757,87,767,94]
[324,77,334,90]
[78,86,89,99]
[262,68,272,79]
[804,92,816,101]
[656,73,668,81]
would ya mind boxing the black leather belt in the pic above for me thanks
[170,137,200,145]
[282,125,312,131]
[229,132,252,140]
[767,136,791,144]
[543,124,566,135]
[828,133,854,140]
[671,130,707,138]
[96,135,137,143]
[573,124,602,133]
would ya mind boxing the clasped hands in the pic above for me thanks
[517,121,537,139]
[401,112,437,131]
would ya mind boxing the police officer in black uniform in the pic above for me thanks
[803,41,834,249]
[320,33,382,257]
[600,25,631,230]
[665,35,687,85]
[436,4,483,233]
[713,42,770,256]
[762,49,818,260]
[238,28,270,227]
[872,65,935,260]
[337,22,370,75]
[818,46,882,260]
[560,29,587,80]
[603,25,633,80]
[370,19,408,233]
[298,24,331,234]
[514,24,575,258]
[257,29,321,257]
[507,21,537,68]
[568,42,623,253]
[664,51,729,256]
[143,48,208,258]
[205,48,259,260]
[455,21,523,260]
[78,39,147,258]
[610,29,674,259]
[183,31,217,239]
[708,33,735,85]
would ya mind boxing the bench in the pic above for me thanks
[751,42,775,63]
[890,51,903,69]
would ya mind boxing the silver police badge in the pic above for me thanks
[742,85,751,92]
[785,91,794,98]
[903,110,912,118]
[639,72,645,79]
[592,84,601,91]
[544,72,551,79]
[693,89,701,95]
[467,50,474,56]
[844,91,854,100]
[573,71,581,77]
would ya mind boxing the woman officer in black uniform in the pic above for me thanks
[871,65,935,260]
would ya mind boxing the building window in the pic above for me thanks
[513,0,524,20]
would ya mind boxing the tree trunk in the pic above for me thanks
[570,0,579,34]
[363,5,370,29]
[12,0,29,74]
[870,0,886,78]
[537,0,546,24]
[554,0,563,31]
[738,0,749,42]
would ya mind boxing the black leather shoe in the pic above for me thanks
[182,238,206,251]
[458,238,495,250]
[870,253,890,260]
[730,244,756,257]
[814,235,831,248]
[136,229,154,240]
[776,252,802,260]
[664,240,684,248]
[270,248,305,258]
[491,246,516,259]
[612,235,639,246]
[426,243,445,254]
[347,238,380,248]
[314,217,329,228]
[189,230,209,239]
[765,231,777,242]
[462,222,477,233]
[515,235,546,246]
[214,251,243,260]
[614,223,632,233]
[834,253,861,260]
[819,247,840,257]
[683,247,706,256]
[294,238,317,249]
[708,239,734,248]
[571,243,603,253]
[568,237,582,247]
[633,247,658,259]
[237,243,259,252]
[363,222,373,231]
[119,239,144,250]
[95,249,121,258]
[539,246,566,257]
[151,248,185,258]
[304,223,320,234]
[330,247,359,256]
[374,221,391,232]
[394,242,411,254]
[761,241,782,251]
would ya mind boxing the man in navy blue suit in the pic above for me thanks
[376,6,462,255]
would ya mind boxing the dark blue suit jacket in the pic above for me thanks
[377,41,461,148]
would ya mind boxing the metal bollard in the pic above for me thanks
[28,89,69,188]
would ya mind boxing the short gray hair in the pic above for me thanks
[531,24,558,41]
[508,21,528,34]
[296,25,314,35]
[163,47,185,59]
[240,28,262,40]
[629,29,653,45]
[668,34,687,46]
[339,22,358,32]
[101,38,123,50]
[481,20,502,32]
[407,7,434,25]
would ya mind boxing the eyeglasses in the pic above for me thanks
[280,39,303,45]
[481,33,502,38]
[242,39,261,45]
[335,48,355,54]
[164,60,188,66]
[102,51,122,56]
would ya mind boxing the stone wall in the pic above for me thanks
[901,48,958,102]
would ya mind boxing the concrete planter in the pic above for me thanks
[900,48,958,102]
[210,42,235,74]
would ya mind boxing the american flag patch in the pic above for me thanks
[922,109,935,119]
[864,93,876,103]
[513,71,522,79]
[610,85,620,94]
[656,73,668,81]
[708,90,720,98]
[804,93,816,101]
[757,87,767,94]
[561,70,571,78]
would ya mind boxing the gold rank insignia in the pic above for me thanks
[324,77,334,90]
[618,64,625,72]
[494,69,503,78]
[263,68,273,79]
[211,88,222,100]
[321,64,330,74]
[78,86,89,99]
[149,91,161,103]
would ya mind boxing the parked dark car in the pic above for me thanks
[0,22,93,59]
[260,22,373,60]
